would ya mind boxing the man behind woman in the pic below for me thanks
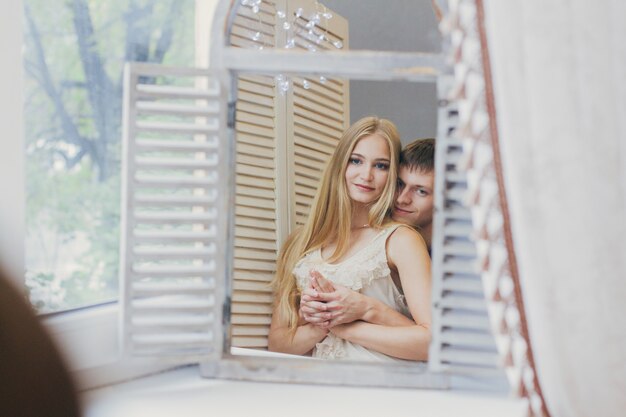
[268,116,434,362]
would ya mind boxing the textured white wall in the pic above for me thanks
[484,1,626,416]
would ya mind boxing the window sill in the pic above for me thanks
[43,304,183,390]
[84,365,527,417]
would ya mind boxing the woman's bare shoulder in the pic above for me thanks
[388,223,424,243]
[387,224,429,260]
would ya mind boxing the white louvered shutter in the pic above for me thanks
[429,77,502,376]
[120,63,228,358]
[227,0,349,348]
[286,0,349,227]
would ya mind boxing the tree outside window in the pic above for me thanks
[23,0,194,313]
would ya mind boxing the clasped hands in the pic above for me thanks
[299,270,367,329]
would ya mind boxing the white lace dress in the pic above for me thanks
[293,224,413,362]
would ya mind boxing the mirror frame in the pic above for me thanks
[201,0,450,390]
[194,0,542,399]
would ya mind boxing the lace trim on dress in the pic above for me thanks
[292,226,399,291]
[314,335,346,360]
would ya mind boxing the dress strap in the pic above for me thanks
[374,223,406,245]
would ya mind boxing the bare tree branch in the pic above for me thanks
[123,0,156,63]
[24,4,97,165]
[152,0,184,63]
[54,147,89,170]
[70,0,119,181]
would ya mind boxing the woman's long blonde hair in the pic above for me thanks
[272,116,401,333]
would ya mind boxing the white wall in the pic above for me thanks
[322,0,442,143]
[0,0,24,286]
[484,1,626,416]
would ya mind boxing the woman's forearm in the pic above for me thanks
[361,297,416,327]
[334,321,431,361]
[268,323,328,355]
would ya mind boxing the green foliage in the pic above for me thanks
[24,0,194,312]
[25,158,121,311]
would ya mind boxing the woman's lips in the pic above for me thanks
[355,184,374,191]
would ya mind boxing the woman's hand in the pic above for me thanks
[300,286,335,326]
[301,271,371,328]
[299,271,336,327]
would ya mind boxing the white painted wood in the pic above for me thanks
[429,75,502,378]
[221,47,444,81]
[84,366,528,417]
[120,62,228,358]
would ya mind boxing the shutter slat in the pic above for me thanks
[439,347,500,367]
[294,114,343,140]
[233,270,274,282]
[133,229,216,241]
[133,210,217,223]
[231,326,270,336]
[231,314,272,325]
[234,258,277,272]
[135,155,218,169]
[231,336,268,348]
[134,194,216,206]
[236,174,274,189]
[231,303,273,315]
[136,101,219,117]
[135,139,218,152]
[136,84,218,99]
[132,263,216,276]
[441,277,484,293]
[132,282,214,295]
[233,280,272,292]
[134,173,217,187]
[440,330,497,349]
[235,215,276,230]
[133,245,216,258]
[233,290,273,304]
[235,205,276,220]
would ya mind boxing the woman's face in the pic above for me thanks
[344,134,391,205]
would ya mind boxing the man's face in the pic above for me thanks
[392,166,434,229]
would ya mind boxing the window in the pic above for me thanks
[23,0,195,313]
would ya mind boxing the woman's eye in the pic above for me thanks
[416,189,429,196]
[349,157,362,165]
[375,162,389,170]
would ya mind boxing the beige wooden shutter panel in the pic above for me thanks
[228,0,349,348]
[229,1,281,348]
[287,0,349,228]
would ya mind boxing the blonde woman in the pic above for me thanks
[268,116,431,362]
